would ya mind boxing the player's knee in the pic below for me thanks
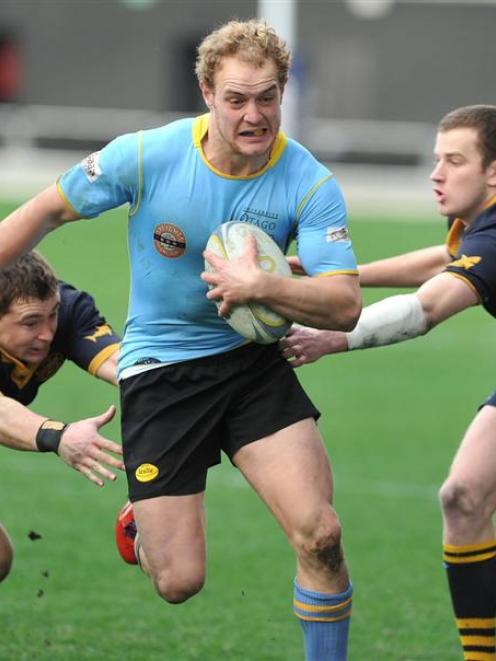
[439,477,482,521]
[294,510,344,574]
[0,534,14,582]
[153,568,205,604]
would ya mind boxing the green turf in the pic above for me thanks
[0,199,484,659]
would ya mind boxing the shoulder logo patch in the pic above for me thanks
[153,223,186,258]
[81,151,102,183]
[84,324,113,343]
[135,463,160,483]
[450,254,481,270]
[326,226,350,243]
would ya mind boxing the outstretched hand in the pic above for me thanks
[202,234,263,317]
[280,324,348,367]
[57,404,124,487]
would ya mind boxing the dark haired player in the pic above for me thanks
[282,104,496,660]
[0,251,123,582]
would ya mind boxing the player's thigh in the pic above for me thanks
[133,493,206,573]
[233,418,334,539]
[447,404,496,504]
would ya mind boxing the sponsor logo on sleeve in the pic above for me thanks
[450,254,481,270]
[84,324,113,343]
[326,226,350,243]
[81,151,102,183]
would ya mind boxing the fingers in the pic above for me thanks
[73,448,124,486]
[93,404,116,428]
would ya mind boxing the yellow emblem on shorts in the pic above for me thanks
[135,463,159,483]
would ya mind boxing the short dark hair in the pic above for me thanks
[438,105,496,169]
[0,251,58,317]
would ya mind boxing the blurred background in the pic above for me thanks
[1,0,495,213]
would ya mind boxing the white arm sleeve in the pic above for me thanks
[346,293,428,350]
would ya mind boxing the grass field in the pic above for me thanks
[0,198,492,660]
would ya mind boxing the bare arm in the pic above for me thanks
[202,236,361,331]
[358,245,451,287]
[0,184,79,266]
[281,272,479,366]
[94,349,119,386]
[0,396,124,487]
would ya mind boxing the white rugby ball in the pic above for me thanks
[205,221,292,344]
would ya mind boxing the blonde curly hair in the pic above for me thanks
[195,19,291,90]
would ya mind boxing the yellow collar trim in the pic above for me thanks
[0,347,36,389]
[192,114,287,180]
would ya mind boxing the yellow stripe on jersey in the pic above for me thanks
[129,130,143,217]
[192,114,287,180]
[443,272,481,301]
[295,174,334,221]
[316,269,359,278]
[56,180,81,218]
[87,343,119,376]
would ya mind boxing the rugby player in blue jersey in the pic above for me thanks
[282,104,496,660]
[0,20,361,660]
[0,251,123,582]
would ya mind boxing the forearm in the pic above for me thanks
[0,397,47,451]
[94,350,119,386]
[255,273,361,331]
[346,293,428,350]
[0,185,77,267]
[359,245,450,288]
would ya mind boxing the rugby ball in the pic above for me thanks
[205,222,292,344]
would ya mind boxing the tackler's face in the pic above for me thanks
[201,55,283,163]
[431,127,496,225]
[0,294,60,366]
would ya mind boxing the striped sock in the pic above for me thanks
[293,580,352,661]
[444,540,496,660]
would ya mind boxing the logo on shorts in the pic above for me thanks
[135,463,159,483]
[153,223,186,258]
[81,151,102,183]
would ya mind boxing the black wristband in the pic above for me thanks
[35,420,68,454]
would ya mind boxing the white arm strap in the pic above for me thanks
[346,293,427,350]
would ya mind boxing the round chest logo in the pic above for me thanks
[153,223,186,258]
[135,463,159,483]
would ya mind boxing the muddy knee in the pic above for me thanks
[296,515,344,575]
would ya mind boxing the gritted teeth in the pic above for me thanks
[240,128,266,137]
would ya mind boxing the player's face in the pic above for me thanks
[0,294,59,366]
[201,56,283,171]
[431,127,496,224]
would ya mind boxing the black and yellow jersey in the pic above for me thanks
[445,200,496,318]
[0,282,120,405]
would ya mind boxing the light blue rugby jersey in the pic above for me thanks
[58,114,358,373]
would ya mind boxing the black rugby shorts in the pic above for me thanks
[120,342,320,501]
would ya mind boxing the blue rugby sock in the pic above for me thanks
[293,580,352,661]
